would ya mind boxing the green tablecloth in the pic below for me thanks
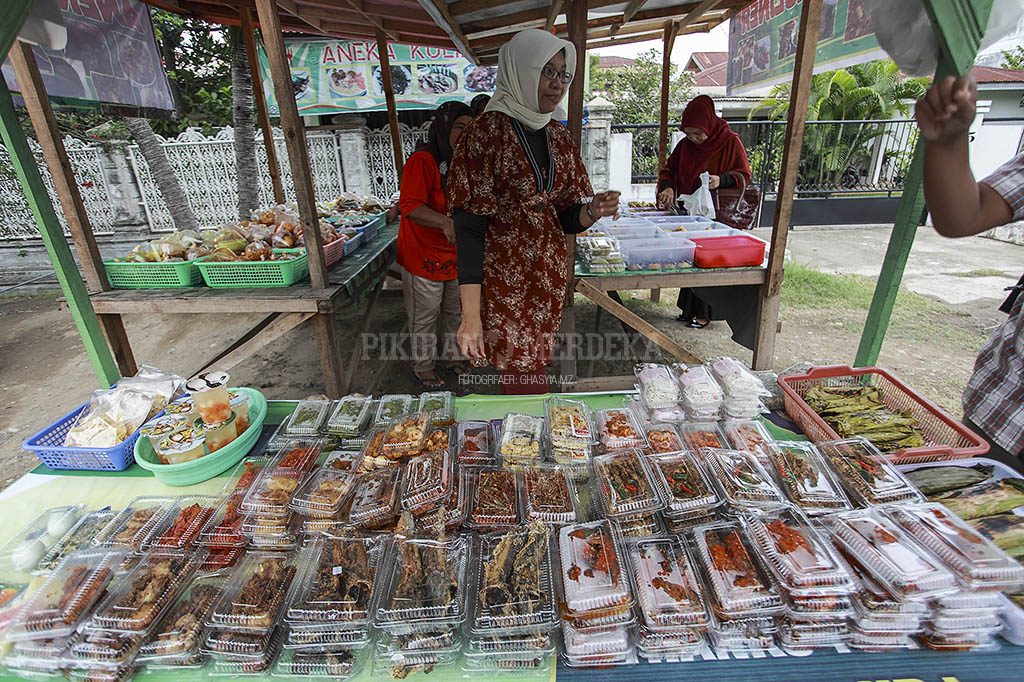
[1,392,1018,682]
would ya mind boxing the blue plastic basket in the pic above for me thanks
[360,213,385,244]
[342,231,363,256]
[22,403,146,471]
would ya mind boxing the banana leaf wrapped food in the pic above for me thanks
[932,479,1024,520]
[803,385,924,452]
[906,464,995,497]
[968,514,1024,558]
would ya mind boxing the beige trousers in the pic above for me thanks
[401,268,462,375]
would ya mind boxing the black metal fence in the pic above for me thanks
[611,119,920,197]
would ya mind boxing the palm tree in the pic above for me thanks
[125,118,199,232]
[229,27,259,219]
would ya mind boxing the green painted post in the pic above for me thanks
[0,77,120,387]
[0,1,33,56]
[854,0,993,366]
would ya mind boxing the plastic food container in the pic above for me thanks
[139,414,190,450]
[67,629,144,667]
[209,552,299,633]
[348,467,401,528]
[219,456,268,496]
[229,389,251,433]
[0,505,84,574]
[420,425,452,455]
[322,449,364,473]
[722,419,774,458]
[401,449,453,513]
[272,438,322,471]
[418,391,455,425]
[545,397,595,445]
[592,450,665,518]
[3,548,125,641]
[36,509,117,573]
[596,408,647,452]
[620,238,695,271]
[675,364,724,419]
[743,507,855,593]
[629,538,709,629]
[635,364,681,410]
[457,421,494,465]
[374,394,414,424]
[241,467,306,518]
[146,496,219,550]
[289,469,355,517]
[186,372,232,426]
[691,234,767,268]
[649,452,720,515]
[240,512,298,551]
[199,493,248,548]
[200,546,245,575]
[375,535,470,630]
[521,466,578,524]
[498,413,544,462]
[286,534,383,625]
[286,397,331,436]
[466,466,520,529]
[95,497,177,551]
[604,225,662,240]
[137,577,222,662]
[326,395,372,437]
[557,520,631,614]
[471,524,555,633]
[692,521,783,618]
[818,438,924,506]
[273,647,366,679]
[164,396,196,422]
[154,427,206,465]
[765,441,852,515]
[704,448,786,509]
[644,423,684,454]
[677,422,728,451]
[380,412,430,456]
[202,413,239,453]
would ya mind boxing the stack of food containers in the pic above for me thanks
[135,575,223,671]
[499,413,545,466]
[577,235,626,273]
[816,439,925,508]
[886,503,1024,651]
[464,523,558,673]
[286,396,332,437]
[238,441,320,551]
[675,363,724,421]
[348,467,402,532]
[520,466,581,526]
[644,422,685,454]
[592,449,666,538]
[635,364,682,413]
[595,408,648,455]
[708,357,768,419]
[649,451,723,533]
[198,458,268,573]
[764,442,853,516]
[627,537,711,662]
[325,394,373,439]
[702,449,787,512]
[545,397,596,475]
[557,520,637,667]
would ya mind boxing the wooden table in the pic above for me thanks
[74,223,398,397]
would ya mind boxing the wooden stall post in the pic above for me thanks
[376,29,405,178]
[0,76,120,387]
[9,41,137,378]
[657,20,677,168]
[751,0,823,370]
[255,0,344,397]
[240,6,285,205]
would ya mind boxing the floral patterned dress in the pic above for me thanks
[447,111,593,372]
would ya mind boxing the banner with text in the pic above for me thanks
[727,0,886,95]
[259,38,497,116]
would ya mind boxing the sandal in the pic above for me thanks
[413,371,446,389]
[441,361,470,376]
[676,314,694,324]
[688,319,710,329]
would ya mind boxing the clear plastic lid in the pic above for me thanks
[472,523,555,632]
[285,533,384,624]
[929,611,1002,635]
[418,391,455,425]
[521,466,578,525]
[467,467,520,529]
[348,467,401,528]
[457,421,494,464]
[286,397,331,435]
[931,590,1003,612]
[376,535,470,625]
[146,497,219,550]
[374,394,413,424]
[649,452,720,515]
[380,412,431,456]
[94,497,176,552]
[376,626,461,654]
[326,395,372,435]
[356,428,390,471]
[285,623,370,649]
[322,450,365,474]
[545,397,595,444]
[86,549,205,633]
[401,449,454,513]
[592,450,665,518]
[3,548,124,641]
[596,409,647,452]
[562,621,633,658]
[628,538,708,629]
[498,413,544,462]
[67,628,144,666]
[240,466,307,517]
[704,449,786,509]
[557,520,631,614]
[271,438,322,471]
[6,636,72,671]
[289,470,356,517]
[206,631,282,676]
[273,647,365,679]
[440,469,469,532]
[137,576,222,661]
[635,364,682,409]
[885,503,1024,591]
[817,438,924,506]
[675,364,723,409]
[198,493,247,548]
[766,441,851,514]
[240,511,298,550]
[466,630,553,654]
[644,423,684,454]
[203,626,275,657]
[722,419,774,456]
[420,426,452,455]
[218,457,269,496]
[0,505,84,574]
[708,357,770,398]
[677,422,728,451]
[742,507,855,592]
[200,546,245,576]
[209,552,299,632]
[828,509,958,600]
[692,521,783,618]
[37,509,118,573]
[614,514,666,540]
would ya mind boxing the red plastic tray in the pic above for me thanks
[690,234,766,268]
[777,365,989,464]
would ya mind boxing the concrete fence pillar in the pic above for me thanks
[584,96,615,193]
[333,114,372,196]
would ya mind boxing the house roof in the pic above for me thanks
[693,60,727,86]
[686,51,727,71]
[971,65,1024,84]
[599,56,636,69]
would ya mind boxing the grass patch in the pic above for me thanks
[948,268,1008,278]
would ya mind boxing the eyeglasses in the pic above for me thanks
[541,65,573,85]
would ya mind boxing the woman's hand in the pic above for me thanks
[457,314,486,359]
[657,187,675,209]
[916,75,976,144]
[590,191,620,220]
[708,174,721,190]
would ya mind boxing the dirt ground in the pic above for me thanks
[0,226,1016,490]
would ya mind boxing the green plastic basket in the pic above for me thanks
[194,249,309,288]
[104,259,202,288]
[134,387,267,486]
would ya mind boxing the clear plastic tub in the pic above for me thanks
[401,449,453,513]
[628,538,708,629]
[722,419,774,458]
[471,524,555,633]
[562,621,634,659]
[0,505,83,574]
[596,408,647,452]
[273,647,365,679]
[348,467,401,528]
[420,426,452,455]
[467,466,520,529]
[603,225,662,240]
[87,549,205,633]
[285,624,370,649]
[456,421,494,465]
[209,552,299,632]
[645,423,684,454]
[94,498,176,553]
[929,611,1002,634]
[498,413,544,462]
[545,397,595,445]
[521,466,578,524]
[828,509,957,600]
[375,535,470,628]
[240,512,298,551]
[649,451,720,515]
[67,629,144,667]
[466,631,554,654]
[322,450,364,474]
[218,456,269,496]
[37,509,118,573]
[326,395,372,437]
[692,521,783,618]
[765,441,852,515]
[614,513,665,539]
[286,397,331,435]
[675,364,723,419]
[677,422,728,451]
[743,507,854,592]
[4,548,125,641]
[136,577,222,661]
[380,412,430,456]
[356,428,389,471]
[272,438,322,471]
[592,450,665,518]
[289,470,355,517]
[932,591,1003,612]
[207,631,282,675]
[704,448,786,509]
[201,546,246,575]
[462,649,552,672]
[146,497,219,550]
[635,364,681,409]
[557,520,631,614]
[817,438,924,506]
[373,394,413,424]
[240,467,306,517]
[885,503,1024,591]
[620,238,695,271]
[286,533,383,624]
[418,391,455,426]
[198,493,247,548]
[5,636,72,673]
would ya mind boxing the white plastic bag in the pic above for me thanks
[679,171,716,219]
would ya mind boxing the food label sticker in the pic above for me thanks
[333,565,345,576]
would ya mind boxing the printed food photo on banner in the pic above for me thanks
[327,67,367,97]
[417,64,458,95]
[374,65,412,96]
[291,69,311,101]
[464,64,497,92]
[845,0,872,41]
[778,18,799,60]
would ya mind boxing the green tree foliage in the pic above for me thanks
[1001,45,1024,70]
[592,49,693,125]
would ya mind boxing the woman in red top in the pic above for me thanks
[398,101,473,388]
[657,95,751,329]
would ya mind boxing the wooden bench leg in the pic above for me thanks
[343,277,386,394]
[314,312,344,398]
[649,288,661,303]
[98,314,137,377]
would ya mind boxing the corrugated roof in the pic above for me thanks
[599,56,636,68]
[693,60,726,86]
[972,65,1024,84]
[688,50,726,70]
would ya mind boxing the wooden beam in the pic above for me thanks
[577,279,702,364]
[416,0,477,62]
[196,312,314,376]
[376,29,405,178]
[579,268,766,291]
[343,276,386,393]
[241,6,285,205]
[335,0,398,41]
[675,0,723,32]
[462,0,623,33]
[0,72,121,387]
[658,21,678,169]
[314,312,345,397]
[546,0,563,30]
[571,375,637,392]
[567,0,587,148]
[255,0,329,288]
[752,0,823,370]
[586,31,665,51]
[622,0,650,23]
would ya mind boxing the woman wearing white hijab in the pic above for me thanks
[447,29,620,394]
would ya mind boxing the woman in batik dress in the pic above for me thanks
[448,29,621,394]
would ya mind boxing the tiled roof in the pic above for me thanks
[598,56,636,69]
